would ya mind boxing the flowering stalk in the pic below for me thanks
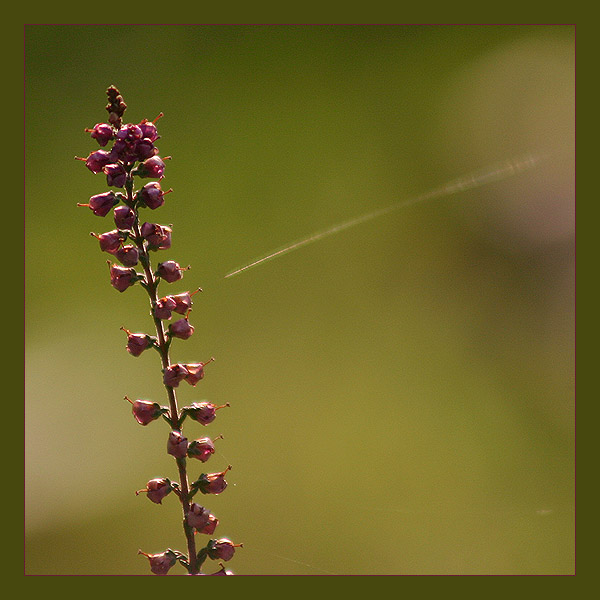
[77,86,241,575]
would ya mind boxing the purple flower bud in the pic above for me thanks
[139,182,168,209]
[194,466,231,496]
[185,401,230,426]
[171,290,199,314]
[92,230,122,253]
[134,138,158,161]
[128,397,164,426]
[114,244,139,266]
[79,191,117,217]
[169,317,194,340]
[184,358,214,386]
[114,205,136,230]
[186,503,211,530]
[187,437,217,463]
[108,138,128,162]
[121,328,152,356]
[139,117,161,142]
[197,513,219,535]
[83,149,112,173]
[86,123,114,147]
[138,549,178,575]
[141,222,172,250]
[103,163,127,188]
[163,363,189,387]
[116,123,143,142]
[109,264,138,292]
[157,261,186,283]
[137,477,173,504]
[167,430,188,458]
[206,538,242,562]
[208,564,233,575]
[154,295,177,320]
[139,155,166,179]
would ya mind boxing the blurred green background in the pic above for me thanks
[25,25,574,575]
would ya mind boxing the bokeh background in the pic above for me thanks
[25,25,574,575]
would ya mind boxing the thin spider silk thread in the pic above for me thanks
[224,152,547,279]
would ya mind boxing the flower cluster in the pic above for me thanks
[78,86,240,575]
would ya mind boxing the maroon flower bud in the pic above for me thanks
[154,296,177,320]
[103,163,127,188]
[157,261,187,283]
[108,138,128,162]
[186,503,211,530]
[139,116,161,142]
[184,358,214,386]
[185,401,230,426]
[197,513,219,535]
[85,123,114,147]
[163,363,189,387]
[114,244,139,266]
[141,222,172,250]
[136,477,173,504]
[77,191,118,217]
[116,123,143,142]
[208,563,233,575]
[126,396,165,426]
[78,149,112,173]
[139,155,166,179]
[109,263,138,292]
[169,317,194,340]
[121,327,153,356]
[187,436,220,463]
[114,205,136,230]
[138,549,178,575]
[171,288,201,314]
[206,538,243,562]
[92,229,122,253]
[139,182,170,209]
[134,138,158,161]
[193,466,231,496]
[167,430,188,458]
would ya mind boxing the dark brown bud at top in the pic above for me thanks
[106,85,127,129]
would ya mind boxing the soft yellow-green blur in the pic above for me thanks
[25,25,574,575]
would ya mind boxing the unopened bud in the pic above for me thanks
[113,205,136,230]
[193,466,231,496]
[114,244,139,267]
[126,396,165,426]
[184,358,214,386]
[167,430,188,458]
[169,317,194,340]
[86,123,114,147]
[185,401,230,426]
[121,327,153,356]
[109,263,138,292]
[186,503,211,530]
[136,477,173,504]
[138,549,178,575]
[206,538,243,562]
[103,163,127,188]
[187,436,220,463]
[92,230,122,253]
[141,222,172,251]
[163,363,189,388]
[78,191,118,217]
[154,296,177,320]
